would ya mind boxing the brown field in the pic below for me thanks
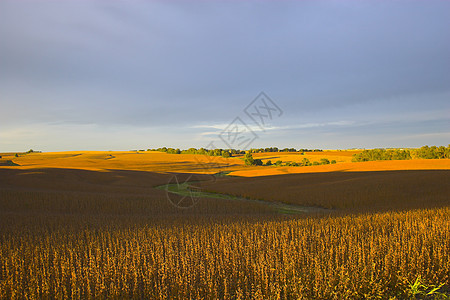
[1,151,449,299]
[199,170,450,213]
[0,167,274,218]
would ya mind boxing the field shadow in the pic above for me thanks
[199,169,450,214]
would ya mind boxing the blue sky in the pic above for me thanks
[1,0,449,151]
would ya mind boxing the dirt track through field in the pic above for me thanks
[157,179,331,214]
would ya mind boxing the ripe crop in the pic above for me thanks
[0,153,448,299]
[1,205,449,299]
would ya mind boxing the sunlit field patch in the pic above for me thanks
[2,150,449,177]
[229,158,450,177]
[0,151,244,173]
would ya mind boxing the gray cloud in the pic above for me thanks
[0,0,449,151]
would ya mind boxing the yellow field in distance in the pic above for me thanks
[0,151,243,174]
[1,150,449,176]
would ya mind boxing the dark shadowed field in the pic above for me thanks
[0,165,449,299]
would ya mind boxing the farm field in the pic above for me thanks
[229,159,450,177]
[3,1,450,298]
[2,204,449,299]
[2,150,449,176]
[251,150,360,163]
[1,150,363,173]
[0,151,449,299]
[199,169,450,213]
[0,151,243,173]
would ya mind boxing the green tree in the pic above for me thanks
[352,149,411,162]
[244,152,255,166]
[254,159,263,166]
[301,158,311,166]
[320,158,330,165]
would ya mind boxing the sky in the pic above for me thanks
[1,0,449,151]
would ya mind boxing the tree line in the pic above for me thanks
[352,145,450,162]
[148,147,323,158]
[352,149,412,162]
[247,147,322,153]
[413,145,450,159]
[149,147,243,158]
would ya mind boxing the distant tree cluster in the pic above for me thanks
[180,148,245,157]
[244,154,335,167]
[280,158,336,167]
[151,147,182,154]
[413,145,450,159]
[352,146,450,162]
[24,149,41,154]
[148,147,322,157]
[352,149,412,162]
[149,147,242,158]
[248,147,322,153]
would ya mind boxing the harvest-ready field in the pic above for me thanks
[0,151,243,173]
[251,150,360,163]
[1,151,449,299]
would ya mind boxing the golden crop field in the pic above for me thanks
[230,158,450,177]
[1,151,449,299]
[251,150,360,163]
[2,207,449,299]
[3,150,449,177]
[0,151,244,173]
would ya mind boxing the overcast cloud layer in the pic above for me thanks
[1,0,449,151]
